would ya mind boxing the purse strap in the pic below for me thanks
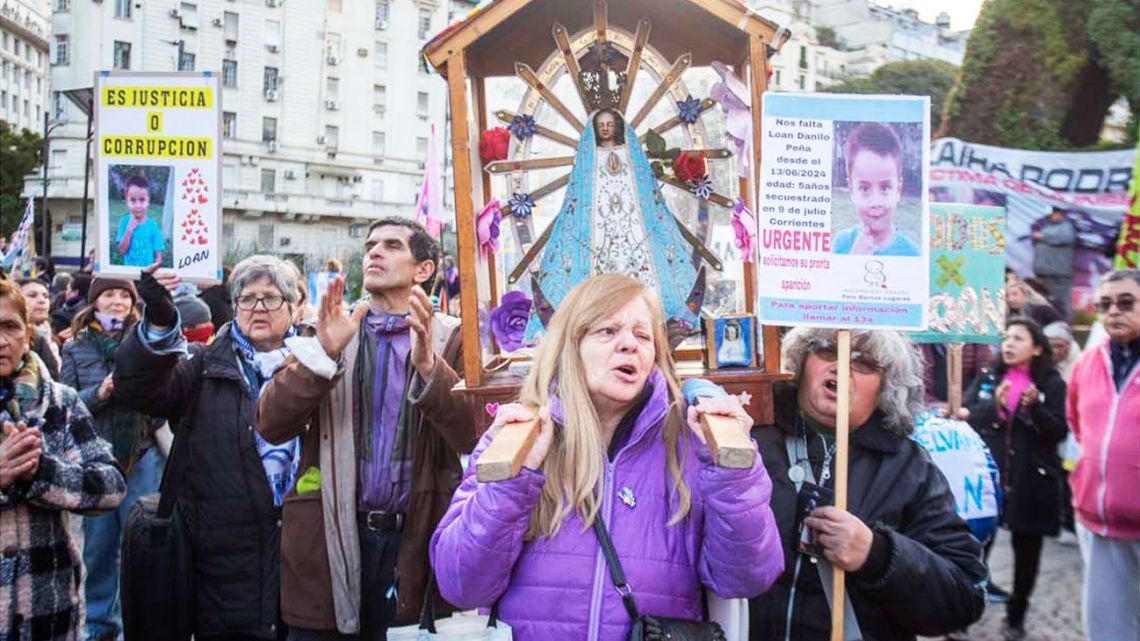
[418,571,502,634]
[593,514,641,621]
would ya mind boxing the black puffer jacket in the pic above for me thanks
[114,324,281,639]
[749,384,986,641]
[963,366,1067,536]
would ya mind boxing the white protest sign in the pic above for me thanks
[94,71,222,282]
[913,413,999,523]
[755,93,930,330]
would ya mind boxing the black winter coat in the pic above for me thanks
[749,384,986,641]
[963,366,1067,536]
[114,324,281,639]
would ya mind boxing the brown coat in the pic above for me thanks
[255,315,476,632]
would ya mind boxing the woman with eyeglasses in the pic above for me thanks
[748,327,985,641]
[962,318,1067,641]
[113,255,305,640]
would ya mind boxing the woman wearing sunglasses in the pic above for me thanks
[963,319,1067,641]
[749,328,985,640]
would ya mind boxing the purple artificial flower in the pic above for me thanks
[490,290,532,352]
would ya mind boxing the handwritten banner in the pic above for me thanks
[912,203,1006,343]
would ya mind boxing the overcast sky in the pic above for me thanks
[886,0,985,31]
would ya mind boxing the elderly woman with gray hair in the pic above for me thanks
[113,255,307,641]
[748,328,986,641]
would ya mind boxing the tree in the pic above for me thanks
[941,0,1139,149]
[0,122,43,237]
[823,59,959,131]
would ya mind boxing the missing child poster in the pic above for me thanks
[912,203,1007,344]
[755,93,930,330]
[94,71,221,281]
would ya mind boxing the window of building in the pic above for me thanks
[325,33,341,61]
[374,41,387,68]
[265,20,282,49]
[799,46,807,69]
[53,35,69,65]
[326,77,339,101]
[324,125,339,148]
[23,71,29,89]
[261,167,277,191]
[52,91,63,119]
[1,34,7,50]
[416,136,427,158]
[55,0,69,10]
[258,222,274,246]
[178,49,196,71]
[416,91,428,116]
[262,116,277,142]
[36,78,41,94]
[798,74,805,90]
[24,99,29,116]
[114,0,131,18]
[223,111,237,138]
[375,0,389,29]
[372,131,385,156]
[775,69,781,86]
[1,61,7,80]
[11,95,17,112]
[222,164,237,189]
[49,149,67,172]
[373,84,386,113]
[178,2,199,29]
[113,41,131,70]
[224,11,239,41]
[222,59,237,87]
[13,68,20,87]
[13,41,20,59]
[0,91,6,110]
[35,106,40,122]
[417,8,432,39]
[263,66,279,93]
[36,51,42,67]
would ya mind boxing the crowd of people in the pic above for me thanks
[2,218,1138,641]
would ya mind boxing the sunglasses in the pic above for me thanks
[1095,295,1136,314]
[811,346,882,375]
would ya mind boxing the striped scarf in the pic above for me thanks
[230,323,300,507]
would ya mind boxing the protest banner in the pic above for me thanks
[929,137,1134,311]
[755,93,931,331]
[1115,136,1140,269]
[94,71,222,281]
[913,203,1006,344]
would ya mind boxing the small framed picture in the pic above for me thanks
[704,314,757,369]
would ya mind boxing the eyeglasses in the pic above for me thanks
[811,346,882,375]
[1095,295,1136,314]
[236,294,287,311]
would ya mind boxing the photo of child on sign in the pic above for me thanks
[831,121,923,257]
[107,164,174,268]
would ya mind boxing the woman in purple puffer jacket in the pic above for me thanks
[430,274,783,641]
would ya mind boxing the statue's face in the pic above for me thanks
[595,111,618,143]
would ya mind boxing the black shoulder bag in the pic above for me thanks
[593,514,726,641]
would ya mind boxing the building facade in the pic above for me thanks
[35,0,470,267]
[0,0,50,133]
[754,0,966,94]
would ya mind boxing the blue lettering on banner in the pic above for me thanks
[963,474,985,513]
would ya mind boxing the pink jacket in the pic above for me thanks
[1067,340,1140,540]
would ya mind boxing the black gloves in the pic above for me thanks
[137,272,179,327]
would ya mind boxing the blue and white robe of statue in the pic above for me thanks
[527,115,704,337]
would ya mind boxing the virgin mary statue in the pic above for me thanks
[530,108,705,335]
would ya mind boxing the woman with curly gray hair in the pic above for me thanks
[748,327,986,641]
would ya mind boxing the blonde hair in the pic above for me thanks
[519,274,691,539]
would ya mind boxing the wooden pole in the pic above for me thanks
[947,343,964,416]
[831,329,852,641]
[446,52,483,387]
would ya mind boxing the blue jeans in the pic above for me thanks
[83,447,166,641]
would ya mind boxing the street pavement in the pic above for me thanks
[923,529,1086,641]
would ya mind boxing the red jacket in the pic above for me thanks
[1067,340,1140,540]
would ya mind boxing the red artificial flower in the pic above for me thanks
[479,127,511,164]
[673,151,709,183]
